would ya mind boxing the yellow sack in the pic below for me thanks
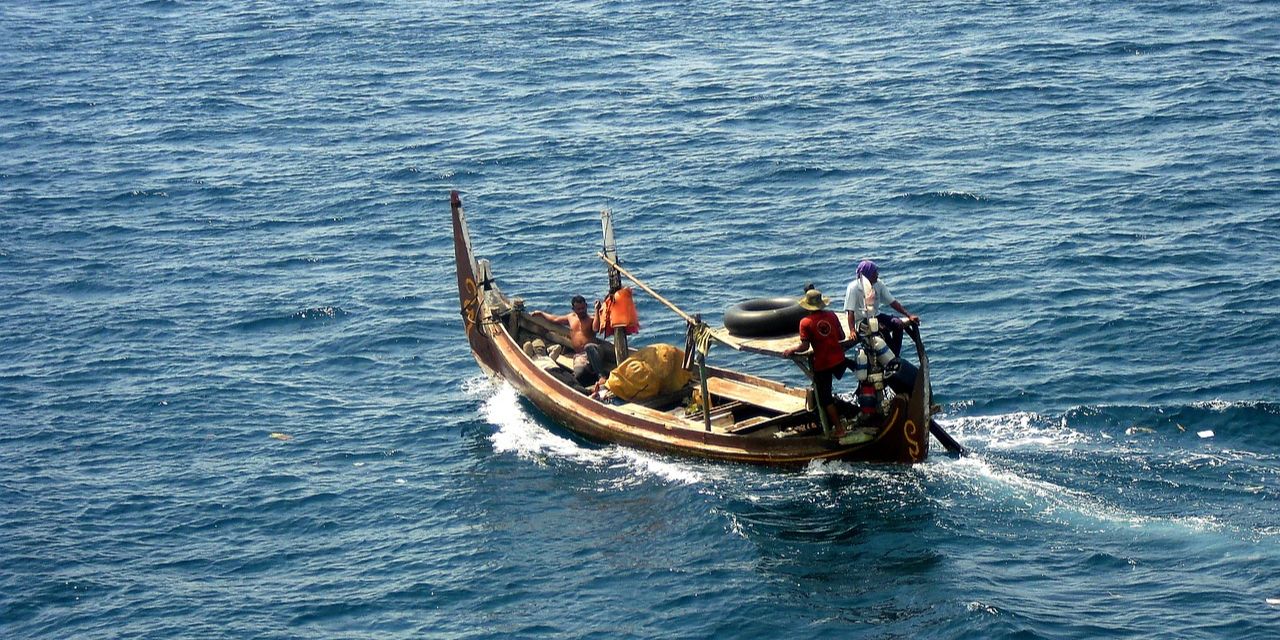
[605,344,692,402]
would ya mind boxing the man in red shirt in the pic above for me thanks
[782,288,850,437]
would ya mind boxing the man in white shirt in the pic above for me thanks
[844,260,919,355]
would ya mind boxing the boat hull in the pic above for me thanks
[451,191,930,466]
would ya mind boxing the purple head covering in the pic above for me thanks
[856,260,878,279]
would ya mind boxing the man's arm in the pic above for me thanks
[844,279,864,335]
[782,339,812,358]
[591,300,604,333]
[530,310,570,326]
[890,301,919,324]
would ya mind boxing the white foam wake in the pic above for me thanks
[938,411,1090,451]
[926,454,1226,537]
[464,376,704,485]
[471,379,598,463]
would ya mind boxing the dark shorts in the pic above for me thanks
[875,313,906,355]
[573,343,606,387]
[814,359,849,406]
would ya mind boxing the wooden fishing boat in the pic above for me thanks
[451,191,964,466]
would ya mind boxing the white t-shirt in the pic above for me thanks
[843,277,896,324]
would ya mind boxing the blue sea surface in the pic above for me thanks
[2,1,1279,638]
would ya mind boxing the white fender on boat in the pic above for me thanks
[869,334,897,369]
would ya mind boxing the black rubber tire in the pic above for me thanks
[723,297,808,338]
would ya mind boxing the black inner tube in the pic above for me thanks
[724,296,808,338]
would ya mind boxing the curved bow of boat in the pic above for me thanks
[452,191,502,375]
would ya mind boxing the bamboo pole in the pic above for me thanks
[597,253,696,325]
[613,327,628,365]
[698,352,712,432]
[599,210,630,365]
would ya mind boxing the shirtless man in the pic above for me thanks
[531,295,607,386]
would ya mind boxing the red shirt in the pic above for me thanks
[799,310,846,371]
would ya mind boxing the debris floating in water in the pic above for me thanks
[395,478,406,484]
[292,306,347,320]
[270,432,293,441]
[1176,423,1186,432]
[1125,426,1155,435]
[1267,598,1280,606]
[1197,430,1214,439]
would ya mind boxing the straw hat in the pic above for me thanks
[799,288,830,311]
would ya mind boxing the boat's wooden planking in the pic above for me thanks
[704,376,807,414]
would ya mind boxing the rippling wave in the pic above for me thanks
[2,0,1278,638]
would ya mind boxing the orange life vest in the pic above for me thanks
[602,287,640,335]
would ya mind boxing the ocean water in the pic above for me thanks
[2,1,1279,638]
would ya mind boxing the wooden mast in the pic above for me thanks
[600,208,629,365]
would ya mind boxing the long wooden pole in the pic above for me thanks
[698,352,712,432]
[692,313,712,432]
[812,388,832,437]
[599,210,629,364]
[597,252,696,325]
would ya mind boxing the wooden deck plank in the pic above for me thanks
[705,376,807,414]
[710,314,862,357]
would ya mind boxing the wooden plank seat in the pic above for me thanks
[704,376,807,414]
[724,415,771,435]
